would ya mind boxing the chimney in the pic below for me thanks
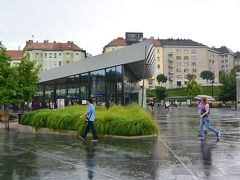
[53,41,56,43]
[44,40,49,43]
[67,41,71,44]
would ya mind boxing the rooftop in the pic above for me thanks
[213,46,234,54]
[24,40,85,52]
[5,50,23,60]
[103,37,206,51]
[235,51,240,59]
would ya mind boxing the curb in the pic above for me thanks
[17,124,158,139]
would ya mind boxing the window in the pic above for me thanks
[192,62,196,66]
[176,50,181,54]
[225,60,228,63]
[66,52,70,56]
[184,62,189,66]
[209,59,212,63]
[59,61,62,66]
[191,50,196,54]
[176,68,181,72]
[59,53,62,56]
[54,53,57,58]
[192,69,197,73]
[184,56,189,60]
[221,60,224,63]
[176,62,181,67]
[45,53,47,58]
[225,55,228,58]
[66,61,70,64]
[221,65,224,68]
[76,52,79,55]
[184,50,189,54]
[157,49,160,53]
[36,53,39,57]
[184,68,189,73]
[212,60,214,63]
[177,75,182,78]
[49,53,52,58]
[158,64,160,69]
[177,81,182,87]
[157,57,160,63]
[176,56,181,60]
[191,56,196,60]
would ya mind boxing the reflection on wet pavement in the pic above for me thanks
[0,107,240,179]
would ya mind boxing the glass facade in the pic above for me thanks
[35,65,139,109]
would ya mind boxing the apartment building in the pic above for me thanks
[104,35,221,88]
[24,40,86,71]
[234,51,240,66]
[161,39,219,88]
[213,46,235,74]
[6,50,23,66]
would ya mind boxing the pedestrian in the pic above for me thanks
[79,98,98,142]
[198,97,220,140]
[105,99,110,110]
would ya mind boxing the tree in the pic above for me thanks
[186,78,202,100]
[17,50,40,111]
[155,87,167,101]
[218,72,236,101]
[156,74,167,86]
[186,74,195,81]
[0,42,20,130]
[200,71,215,83]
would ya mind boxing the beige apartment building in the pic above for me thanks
[103,36,220,89]
[214,46,235,74]
[24,40,86,71]
[161,39,219,88]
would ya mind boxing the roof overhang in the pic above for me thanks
[39,40,156,83]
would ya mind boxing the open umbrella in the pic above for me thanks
[194,95,215,101]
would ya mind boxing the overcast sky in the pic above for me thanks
[1,0,239,55]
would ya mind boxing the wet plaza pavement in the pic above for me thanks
[1,107,240,180]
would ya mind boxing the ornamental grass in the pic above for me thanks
[21,104,158,136]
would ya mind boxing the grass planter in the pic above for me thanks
[21,104,158,136]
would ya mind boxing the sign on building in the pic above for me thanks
[126,32,143,45]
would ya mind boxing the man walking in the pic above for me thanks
[79,98,98,142]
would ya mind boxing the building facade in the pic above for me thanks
[6,50,23,66]
[103,35,220,88]
[214,46,235,74]
[234,51,240,66]
[24,40,86,72]
[161,39,219,88]
[34,40,156,109]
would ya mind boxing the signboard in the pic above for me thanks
[126,32,143,45]
[82,100,87,105]
[57,99,65,109]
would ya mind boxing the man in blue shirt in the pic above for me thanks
[79,98,98,142]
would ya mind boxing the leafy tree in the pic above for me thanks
[155,87,167,101]
[218,72,236,101]
[156,74,167,86]
[0,42,20,130]
[200,70,215,83]
[17,50,40,111]
[186,78,202,100]
[186,74,195,81]
[146,89,155,97]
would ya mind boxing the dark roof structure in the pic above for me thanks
[213,46,234,54]
[235,51,240,59]
[159,38,206,46]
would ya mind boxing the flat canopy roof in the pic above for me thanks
[39,40,156,83]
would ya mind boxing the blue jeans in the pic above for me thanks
[199,116,218,138]
[82,121,98,140]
